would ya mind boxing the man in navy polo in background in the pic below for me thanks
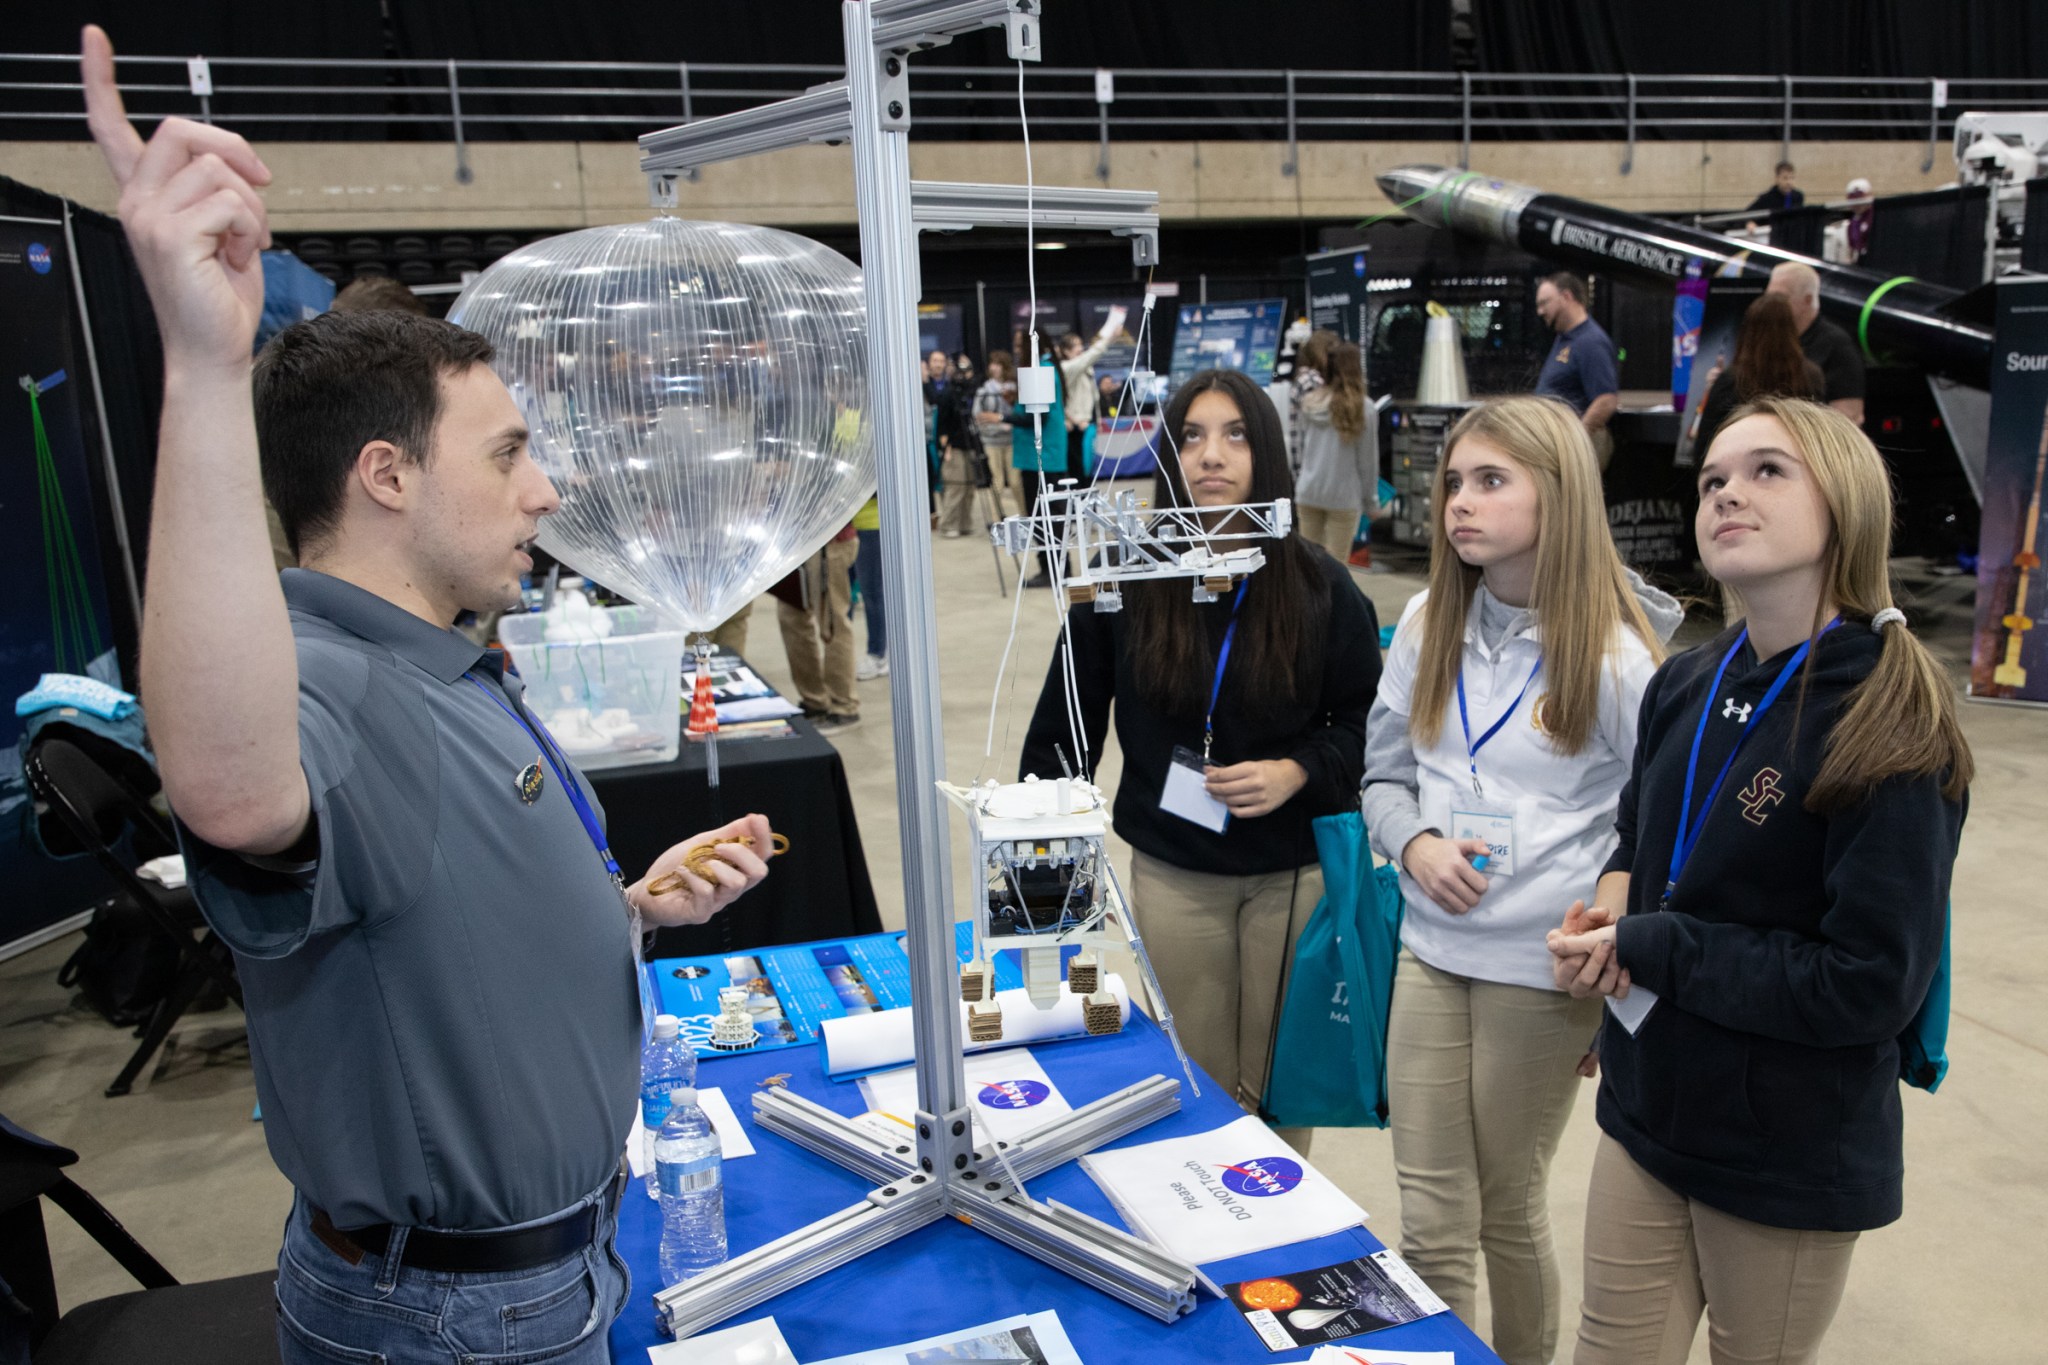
[83,27,772,1363]
[1533,271,1621,467]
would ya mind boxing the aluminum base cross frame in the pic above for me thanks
[640,0,1200,1339]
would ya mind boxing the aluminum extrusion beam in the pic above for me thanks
[910,179,1159,264]
[751,1090,918,1185]
[638,81,851,174]
[1376,164,1993,388]
[871,0,1040,54]
[999,1074,1184,1181]
[652,1182,945,1339]
[950,1187,1199,1323]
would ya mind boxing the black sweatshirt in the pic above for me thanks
[1019,549,1380,875]
[1601,621,1965,1232]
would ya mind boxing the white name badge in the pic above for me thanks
[1161,745,1230,833]
[1450,804,1517,877]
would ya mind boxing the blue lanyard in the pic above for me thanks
[464,673,623,887]
[1202,582,1250,763]
[1665,620,1837,901]
[1455,657,1543,799]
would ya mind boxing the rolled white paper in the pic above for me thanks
[819,973,1132,1079]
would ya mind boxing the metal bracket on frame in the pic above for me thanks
[909,180,1160,265]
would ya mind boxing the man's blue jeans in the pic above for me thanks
[274,1177,629,1364]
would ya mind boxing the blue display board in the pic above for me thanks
[1168,299,1288,389]
[647,924,1072,1057]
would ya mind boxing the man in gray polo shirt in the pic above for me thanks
[84,29,771,1362]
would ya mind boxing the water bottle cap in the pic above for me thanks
[652,1014,680,1039]
[670,1086,696,1105]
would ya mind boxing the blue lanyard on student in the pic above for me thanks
[464,673,624,891]
[1202,581,1250,764]
[1455,658,1542,800]
[1664,619,1838,906]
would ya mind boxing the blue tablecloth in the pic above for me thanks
[610,1009,1501,1364]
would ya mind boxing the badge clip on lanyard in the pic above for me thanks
[1201,581,1249,765]
[1664,620,1838,909]
[467,674,659,1036]
[1455,658,1542,801]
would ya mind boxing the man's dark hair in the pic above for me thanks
[330,275,428,316]
[1775,160,1796,175]
[253,310,494,557]
[1544,271,1589,306]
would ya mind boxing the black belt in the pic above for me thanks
[310,1169,624,1275]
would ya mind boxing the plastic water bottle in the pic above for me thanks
[655,1087,726,1286]
[639,1015,694,1200]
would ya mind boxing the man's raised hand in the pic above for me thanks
[82,25,273,367]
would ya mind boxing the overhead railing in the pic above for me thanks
[7,52,2048,181]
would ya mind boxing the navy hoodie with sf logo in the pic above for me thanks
[1600,621,1965,1232]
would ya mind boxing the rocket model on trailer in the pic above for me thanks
[1374,165,1994,390]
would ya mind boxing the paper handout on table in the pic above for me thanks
[717,695,803,723]
[1079,1114,1367,1265]
[624,1085,755,1178]
[817,974,1131,1079]
[1307,1347,1455,1365]
[1226,1250,1449,1351]
[859,1046,1074,1143]
[647,1315,796,1365]
[805,1310,1082,1365]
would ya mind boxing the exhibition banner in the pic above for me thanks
[1169,299,1288,389]
[1969,274,2048,705]
[1673,265,1767,468]
[1305,247,1371,344]
[1671,257,1710,408]
[0,217,124,955]
[916,302,964,361]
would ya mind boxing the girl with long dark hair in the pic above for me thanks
[1019,369,1381,1142]
[1692,294,1825,455]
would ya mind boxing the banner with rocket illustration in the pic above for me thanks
[1971,275,2048,705]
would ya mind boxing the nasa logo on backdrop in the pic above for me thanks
[1218,1156,1304,1198]
[976,1079,1051,1111]
[26,243,53,275]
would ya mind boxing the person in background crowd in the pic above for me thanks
[330,275,428,315]
[1551,397,1969,1365]
[777,525,861,732]
[1293,340,1378,564]
[1022,369,1381,1150]
[1747,160,1805,215]
[1532,273,1619,468]
[1288,328,1338,469]
[852,495,886,680]
[1362,396,1679,1365]
[79,29,772,1363]
[936,351,981,539]
[1764,261,1866,427]
[1055,310,1124,484]
[923,348,958,522]
[1845,178,1874,258]
[995,349,1067,588]
[1691,295,1825,455]
[974,350,1018,514]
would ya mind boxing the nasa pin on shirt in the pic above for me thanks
[857,1046,1074,1143]
[1079,1114,1366,1265]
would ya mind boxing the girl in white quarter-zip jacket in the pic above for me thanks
[1360,396,1680,1365]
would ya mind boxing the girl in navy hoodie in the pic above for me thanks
[1549,396,1970,1364]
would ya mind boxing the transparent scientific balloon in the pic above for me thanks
[450,218,873,633]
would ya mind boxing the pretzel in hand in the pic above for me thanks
[647,833,790,897]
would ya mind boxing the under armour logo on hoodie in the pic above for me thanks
[1722,698,1753,723]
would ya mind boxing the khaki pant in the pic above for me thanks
[938,449,979,535]
[706,603,752,657]
[1295,504,1361,564]
[776,537,858,717]
[1574,1135,1858,1365]
[1127,848,1322,1153]
[1386,950,1602,1365]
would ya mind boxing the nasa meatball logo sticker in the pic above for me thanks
[26,243,53,275]
[1218,1156,1304,1198]
[977,1078,1051,1110]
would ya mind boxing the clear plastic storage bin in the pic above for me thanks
[497,604,686,770]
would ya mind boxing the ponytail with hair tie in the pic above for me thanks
[1871,607,1906,631]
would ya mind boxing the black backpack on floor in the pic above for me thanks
[55,893,181,1030]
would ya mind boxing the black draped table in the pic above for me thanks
[585,718,883,957]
